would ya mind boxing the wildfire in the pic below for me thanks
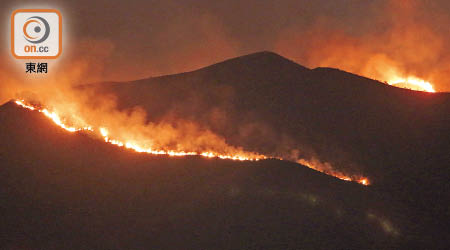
[13,99,370,185]
[98,126,256,160]
[15,100,93,132]
[387,76,436,93]
[15,99,265,161]
[297,159,370,185]
[358,178,369,186]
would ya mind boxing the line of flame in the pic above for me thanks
[14,99,265,161]
[14,99,369,185]
[297,159,369,185]
[388,77,436,93]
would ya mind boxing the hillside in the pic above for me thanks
[1,51,448,249]
[0,101,419,249]
[91,52,450,225]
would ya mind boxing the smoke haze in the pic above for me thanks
[1,0,450,103]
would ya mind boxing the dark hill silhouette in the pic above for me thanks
[1,51,449,249]
[91,52,450,230]
[0,101,420,249]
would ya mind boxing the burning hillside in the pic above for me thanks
[387,77,435,92]
[274,1,448,93]
[1,0,449,248]
[13,99,265,161]
[6,52,449,189]
[0,99,412,249]
[13,99,369,185]
[1,51,448,249]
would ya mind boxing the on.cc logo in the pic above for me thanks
[11,9,62,59]
[23,16,50,44]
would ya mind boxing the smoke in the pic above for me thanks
[3,0,449,92]
[0,37,115,104]
[0,16,255,161]
[3,0,441,181]
[6,42,263,159]
[17,86,264,160]
[147,12,239,75]
[0,34,248,158]
[274,0,449,91]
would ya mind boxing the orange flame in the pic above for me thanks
[297,159,369,185]
[358,178,369,186]
[387,76,435,93]
[15,99,264,161]
[15,100,93,132]
[13,99,370,185]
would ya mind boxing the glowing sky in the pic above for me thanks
[1,0,450,92]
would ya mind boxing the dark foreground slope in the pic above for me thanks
[0,101,432,249]
[92,52,450,232]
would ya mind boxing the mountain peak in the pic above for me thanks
[180,51,310,86]
[233,51,294,62]
[205,51,310,72]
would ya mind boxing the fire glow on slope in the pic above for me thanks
[14,100,265,161]
[387,76,436,92]
[297,159,369,186]
[14,99,369,185]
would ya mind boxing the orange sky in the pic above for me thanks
[1,0,450,95]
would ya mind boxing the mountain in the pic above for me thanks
[91,51,450,227]
[0,101,416,249]
[1,51,449,249]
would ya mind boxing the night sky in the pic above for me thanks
[0,2,449,248]
[1,0,450,97]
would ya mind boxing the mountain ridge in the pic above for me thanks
[1,51,448,248]
[0,99,424,249]
[124,51,449,95]
[85,52,449,234]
